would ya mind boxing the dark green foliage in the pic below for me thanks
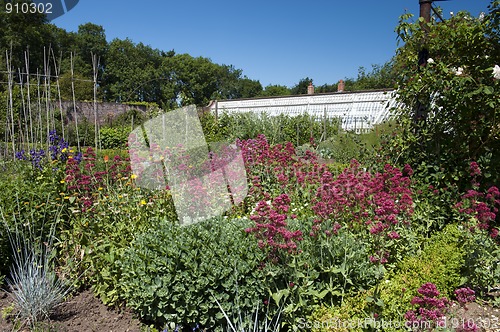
[406,162,462,237]
[117,218,268,329]
[65,119,95,147]
[290,77,313,95]
[461,229,500,294]
[260,84,291,97]
[344,62,397,91]
[0,0,50,72]
[390,8,500,192]
[0,222,10,281]
[99,127,129,149]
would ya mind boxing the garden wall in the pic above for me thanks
[55,101,148,126]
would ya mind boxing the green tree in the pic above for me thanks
[290,77,313,95]
[170,54,217,106]
[347,62,397,90]
[235,77,262,98]
[0,0,52,71]
[59,71,93,101]
[76,23,107,64]
[102,38,162,103]
[260,84,291,96]
[315,83,338,93]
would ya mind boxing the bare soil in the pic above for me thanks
[451,301,500,332]
[1,288,500,331]
[0,289,143,332]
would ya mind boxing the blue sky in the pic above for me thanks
[53,0,492,88]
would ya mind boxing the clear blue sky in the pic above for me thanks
[53,0,492,88]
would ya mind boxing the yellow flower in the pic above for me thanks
[61,148,67,153]
[60,180,65,184]
[140,200,147,205]
[131,174,138,179]
[98,187,103,191]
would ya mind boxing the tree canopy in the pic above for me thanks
[0,0,396,108]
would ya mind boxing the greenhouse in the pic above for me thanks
[206,89,397,133]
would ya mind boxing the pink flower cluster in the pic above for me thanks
[405,283,477,332]
[455,162,500,238]
[405,283,450,330]
[311,160,414,263]
[245,194,303,260]
[236,134,325,199]
[64,147,131,213]
[454,287,476,308]
[237,136,415,265]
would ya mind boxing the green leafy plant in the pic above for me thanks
[265,221,381,329]
[460,227,500,295]
[116,217,269,330]
[99,126,130,149]
[208,111,339,147]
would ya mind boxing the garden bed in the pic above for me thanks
[0,289,142,332]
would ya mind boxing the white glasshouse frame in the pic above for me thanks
[206,90,398,133]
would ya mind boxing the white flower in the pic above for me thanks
[452,67,464,76]
[479,12,485,21]
[427,58,435,64]
[450,11,454,16]
[493,65,500,80]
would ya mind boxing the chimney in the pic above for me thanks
[307,82,314,95]
[337,80,345,92]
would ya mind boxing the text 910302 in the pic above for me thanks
[5,2,53,14]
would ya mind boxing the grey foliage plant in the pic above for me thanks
[1,211,71,328]
[214,297,282,332]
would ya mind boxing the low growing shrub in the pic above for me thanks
[99,126,130,149]
[307,291,369,332]
[117,217,269,330]
[378,224,465,321]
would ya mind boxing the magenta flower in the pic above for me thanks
[406,283,452,330]
[469,161,481,177]
[454,287,476,307]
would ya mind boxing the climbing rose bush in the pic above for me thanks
[391,5,500,191]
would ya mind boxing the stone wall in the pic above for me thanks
[55,101,148,126]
